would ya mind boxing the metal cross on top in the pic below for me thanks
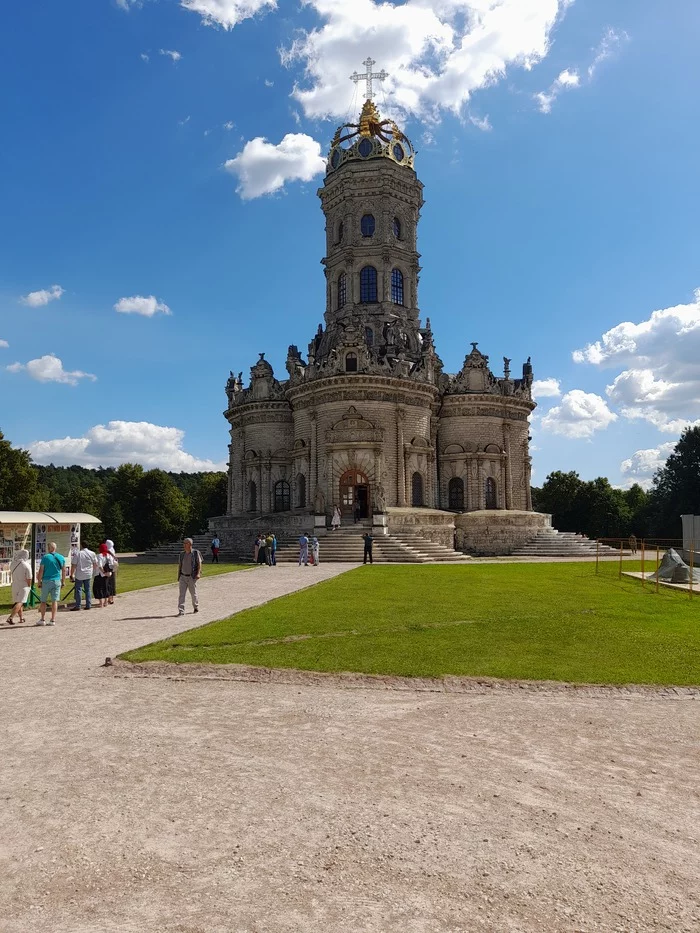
[350,57,389,101]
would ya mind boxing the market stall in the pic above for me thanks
[0,512,101,589]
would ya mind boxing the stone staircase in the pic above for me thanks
[136,535,235,563]
[510,528,622,559]
[274,524,470,564]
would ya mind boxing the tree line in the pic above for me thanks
[0,431,226,551]
[1,427,698,549]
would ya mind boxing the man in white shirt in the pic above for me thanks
[70,545,98,611]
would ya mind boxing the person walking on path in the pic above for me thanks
[363,532,374,565]
[270,533,277,566]
[6,549,32,625]
[104,539,117,602]
[298,533,309,566]
[331,506,342,531]
[311,536,320,567]
[210,534,220,563]
[93,544,117,608]
[265,533,274,566]
[70,545,98,611]
[37,542,66,626]
[177,538,202,616]
[629,534,638,556]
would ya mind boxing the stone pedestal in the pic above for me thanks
[454,510,550,556]
[372,513,389,535]
[314,514,329,535]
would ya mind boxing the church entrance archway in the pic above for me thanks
[339,469,370,518]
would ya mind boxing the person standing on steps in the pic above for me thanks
[353,505,361,525]
[331,505,342,531]
[37,542,66,626]
[210,534,220,563]
[6,549,31,625]
[298,533,309,566]
[311,536,320,567]
[363,532,374,565]
[70,544,98,611]
[177,538,202,616]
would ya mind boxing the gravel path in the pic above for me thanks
[1,565,699,932]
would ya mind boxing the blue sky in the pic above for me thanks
[1,0,698,487]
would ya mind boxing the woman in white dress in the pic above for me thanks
[331,506,342,531]
[7,549,32,625]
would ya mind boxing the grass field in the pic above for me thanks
[121,562,700,686]
[0,561,248,617]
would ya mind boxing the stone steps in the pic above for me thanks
[274,527,469,564]
[511,529,622,558]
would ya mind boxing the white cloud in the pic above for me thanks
[140,52,150,62]
[540,389,617,439]
[283,0,571,120]
[532,377,561,398]
[223,120,235,130]
[180,0,276,30]
[159,49,182,62]
[619,442,675,489]
[29,421,225,472]
[114,295,172,317]
[20,284,64,307]
[116,0,141,9]
[0,339,8,349]
[468,113,492,132]
[224,133,326,199]
[535,67,580,113]
[7,354,97,387]
[588,27,627,79]
[264,79,274,87]
[178,115,191,126]
[574,287,700,433]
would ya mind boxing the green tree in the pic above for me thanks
[647,427,700,538]
[134,469,189,550]
[102,464,145,550]
[533,471,584,531]
[187,472,227,535]
[0,430,45,509]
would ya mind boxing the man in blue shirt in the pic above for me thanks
[37,542,66,626]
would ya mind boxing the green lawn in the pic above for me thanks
[0,561,248,616]
[121,562,700,686]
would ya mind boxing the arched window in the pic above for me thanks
[411,472,424,507]
[485,477,497,510]
[393,217,401,238]
[296,474,306,509]
[361,214,375,237]
[345,352,358,372]
[365,326,374,347]
[360,266,378,303]
[337,272,347,309]
[337,221,343,243]
[448,477,465,511]
[248,480,257,512]
[391,268,404,305]
[274,480,291,512]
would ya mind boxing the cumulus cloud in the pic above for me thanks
[141,52,150,62]
[573,287,700,433]
[20,284,64,307]
[283,0,570,120]
[180,0,276,30]
[540,389,617,439]
[532,377,561,398]
[160,49,182,62]
[114,295,172,317]
[7,354,97,386]
[224,133,326,199]
[535,68,580,113]
[0,339,8,349]
[619,442,675,489]
[28,421,226,472]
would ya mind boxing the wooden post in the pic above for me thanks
[656,544,659,594]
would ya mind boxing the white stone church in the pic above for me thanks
[213,67,543,556]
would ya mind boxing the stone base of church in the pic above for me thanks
[454,510,551,556]
[385,507,457,549]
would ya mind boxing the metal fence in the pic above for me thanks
[594,537,696,599]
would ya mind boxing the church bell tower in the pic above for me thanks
[315,60,425,367]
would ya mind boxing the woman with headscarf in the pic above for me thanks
[7,549,32,625]
[104,539,117,603]
[94,543,118,608]
[331,505,342,531]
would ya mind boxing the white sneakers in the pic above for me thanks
[47,620,55,626]
[36,619,46,626]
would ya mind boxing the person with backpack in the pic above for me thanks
[177,538,203,616]
[94,544,118,608]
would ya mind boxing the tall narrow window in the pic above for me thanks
[485,477,497,510]
[274,480,291,512]
[391,268,404,305]
[365,326,374,347]
[360,266,378,303]
[337,272,347,308]
[345,352,358,372]
[393,217,401,238]
[361,214,375,237]
[337,221,343,243]
[448,477,465,511]
[411,472,424,507]
[248,480,257,512]
[296,474,306,509]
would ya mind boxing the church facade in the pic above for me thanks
[217,93,538,554]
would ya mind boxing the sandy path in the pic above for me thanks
[1,565,698,932]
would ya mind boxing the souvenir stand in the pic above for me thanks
[0,512,101,604]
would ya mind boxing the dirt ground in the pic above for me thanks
[1,566,698,933]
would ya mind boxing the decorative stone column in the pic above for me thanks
[503,422,513,510]
[477,458,485,510]
[397,408,406,506]
[309,409,318,507]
